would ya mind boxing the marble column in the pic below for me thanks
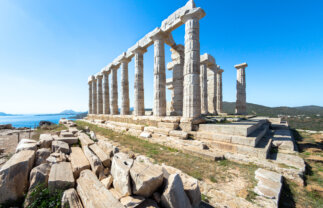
[91,76,97,114]
[151,30,167,117]
[207,64,217,114]
[120,58,131,115]
[216,69,224,114]
[96,73,103,114]
[234,63,248,115]
[167,44,184,116]
[200,61,208,114]
[88,77,92,114]
[133,47,146,116]
[181,8,205,118]
[111,65,119,115]
[103,71,110,115]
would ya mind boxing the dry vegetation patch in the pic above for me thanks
[76,120,258,202]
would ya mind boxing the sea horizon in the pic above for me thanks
[0,114,76,128]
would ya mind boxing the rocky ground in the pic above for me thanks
[0,128,35,169]
[0,120,322,208]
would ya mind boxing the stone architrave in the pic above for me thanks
[181,7,205,118]
[88,77,92,114]
[207,64,217,114]
[167,44,184,116]
[133,47,147,116]
[234,63,248,115]
[216,68,224,114]
[151,28,167,117]
[102,70,110,115]
[119,54,131,115]
[96,73,103,114]
[91,76,97,115]
[110,64,119,115]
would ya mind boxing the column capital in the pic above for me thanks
[181,7,206,23]
[234,62,248,69]
[217,69,224,74]
[200,53,216,66]
[88,76,93,83]
[95,72,103,79]
[115,52,132,64]
[132,45,147,54]
[91,75,96,82]
[150,27,168,41]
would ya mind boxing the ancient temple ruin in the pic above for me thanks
[87,0,247,121]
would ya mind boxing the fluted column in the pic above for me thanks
[167,45,184,116]
[88,77,92,114]
[235,63,248,115]
[200,61,208,114]
[96,73,103,114]
[181,8,205,118]
[120,58,131,115]
[133,47,146,116]
[103,71,110,114]
[91,76,97,114]
[207,64,217,114]
[216,69,224,114]
[151,29,167,117]
[111,66,119,115]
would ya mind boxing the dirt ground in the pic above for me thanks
[0,129,35,168]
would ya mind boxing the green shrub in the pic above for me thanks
[26,184,63,208]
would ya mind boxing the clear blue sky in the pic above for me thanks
[0,0,322,114]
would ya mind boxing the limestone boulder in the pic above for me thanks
[120,195,145,208]
[90,131,97,140]
[35,148,51,166]
[79,133,94,147]
[15,139,37,153]
[70,147,91,178]
[48,162,75,193]
[137,199,160,208]
[52,140,70,154]
[89,143,111,167]
[140,131,152,138]
[29,163,51,190]
[161,174,192,208]
[56,136,79,145]
[61,130,74,137]
[38,134,54,148]
[162,164,201,207]
[111,152,133,197]
[0,150,35,203]
[130,160,163,197]
[83,146,104,178]
[46,152,67,164]
[77,169,124,208]
[254,168,282,204]
[61,188,84,208]
[101,175,113,189]
[97,139,118,156]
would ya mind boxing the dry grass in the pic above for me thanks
[280,131,323,208]
[76,120,258,199]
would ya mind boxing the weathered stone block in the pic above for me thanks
[70,147,91,179]
[0,150,35,203]
[48,162,75,193]
[77,170,124,208]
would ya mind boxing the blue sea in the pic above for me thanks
[0,114,76,128]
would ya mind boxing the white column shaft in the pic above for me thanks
[200,63,208,114]
[88,82,92,114]
[103,72,110,114]
[92,79,97,114]
[121,62,130,115]
[134,51,145,116]
[183,17,201,118]
[111,68,118,115]
[153,38,166,116]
